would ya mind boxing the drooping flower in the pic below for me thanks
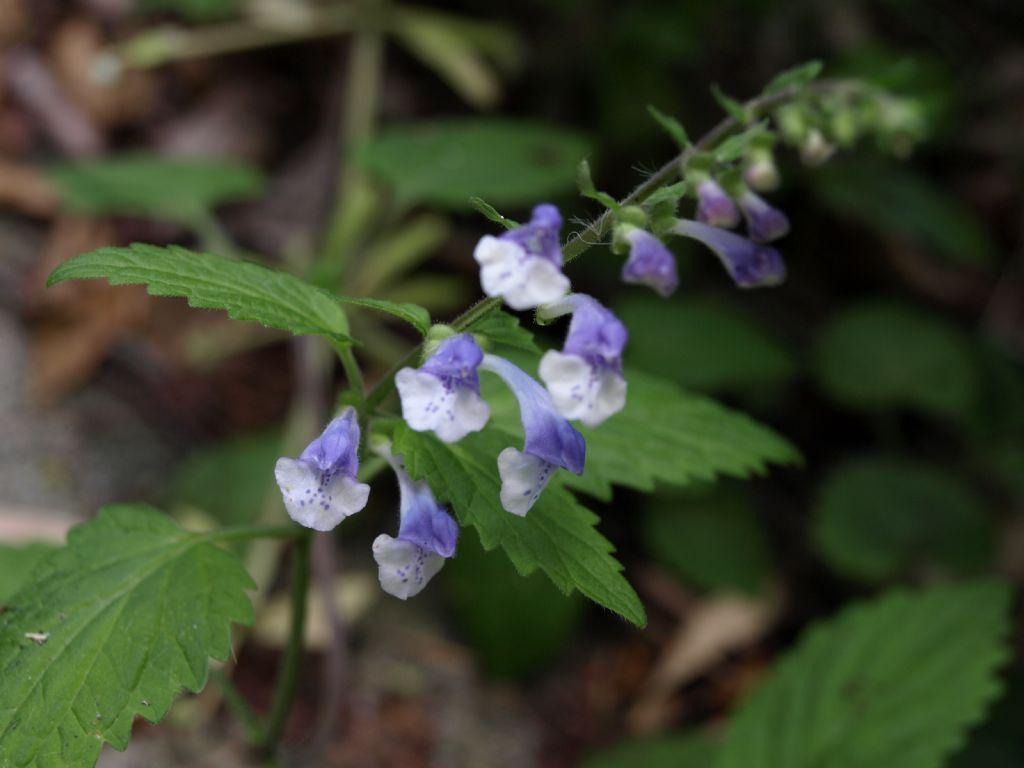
[396,334,490,443]
[473,203,571,310]
[372,441,458,600]
[275,407,370,531]
[479,354,585,516]
[695,179,740,229]
[738,191,790,243]
[800,128,836,166]
[538,294,628,427]
[672,218,786,288]
[620,228,679,297]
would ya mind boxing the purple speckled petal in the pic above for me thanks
[673,218,786,288]
[480,354,586,475]
[298,407,361,478]
[499,203,564,266]
[383,448,459,558]
[739,191,790,243]
[420,334,484,392]
[621,229,679,298]
[696,179,740,229]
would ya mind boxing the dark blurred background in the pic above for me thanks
[0,1,1022,766]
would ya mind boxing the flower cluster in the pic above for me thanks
[275,183,793,599]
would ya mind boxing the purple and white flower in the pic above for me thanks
[473,203,571,310]
[479,354,586,516]
[673,218,786,288]
[738,191,790,243]
[274,408,371,531]
[396,334,490,443]
[372,442,458,599]
[620,228,679,297]
[696,179,740,229]
[538,294,628,427]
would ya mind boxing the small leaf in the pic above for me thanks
[335,296,431,336]
[710,84,749,124]
[814,300,980,421]
[813,455,994,583]
[0,543,57,603]
[467,309,540,353]
[48,154,264,224]
[583,731,717,768]
[763,60,824,94]
[647,105,690,147]
[47,244,354,343]
[0,505,255,766]
[717,580,1012,768]
[468,196,519,230]
[355,119,588,210]
[642,180,688,208]
[576,159,619,210]
[393,423,646,627]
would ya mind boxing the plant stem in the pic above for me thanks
[259,533,313,754]
[363,79,862,412]
[211,668,265,744]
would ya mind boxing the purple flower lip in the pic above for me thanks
[554,294,628,372]
[696,179,740,229]
[739,191,790,243]
[672,218,786,289]
[420,334,484,391]
[499,203,564,266]
[620,228,679,298]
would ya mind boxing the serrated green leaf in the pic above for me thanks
[0,505,255,767]
[48,155,264,224]
[355,120,588,210]
[717,581,1012,768]
[47,244,354,343]
[467,309,540,354]
[812,455,994,583]
[814,161,998,268]
[647,105,690,147]
[584,731,717,768]
[814,300,980,421]
[763,60,823,94]
[711,84,749,124]
[642,486,773,594]
[445,530,584,679]
[617,297,796,394]
[565,370,800,501]
[0,543,57,604]
[392,423,646,626]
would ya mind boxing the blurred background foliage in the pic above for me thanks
[0,0,1022,765]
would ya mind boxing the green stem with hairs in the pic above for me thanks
[363,80,860,413]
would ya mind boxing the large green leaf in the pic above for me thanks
[480,360,799,501]
[617,297,795,394]
[814,300,979,422]
[0,543,57,603]
[48,155,264,224]
[354,119,588,210]
[717,581,1011,768]
[392,423,646,627]
[467,309,541,354]
[813,455,994,583]
[47,244,354,342]
[0,505,255,767]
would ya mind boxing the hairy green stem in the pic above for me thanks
[363,79,861,412]
[258,533,312,754]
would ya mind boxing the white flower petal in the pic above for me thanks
[396,368,490,443]
[497,447,556,516]
[275,458,370,532]
[475,236,526,296]
[539,350,627,427]
[372,534,445,599]
[500,258,571,311]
